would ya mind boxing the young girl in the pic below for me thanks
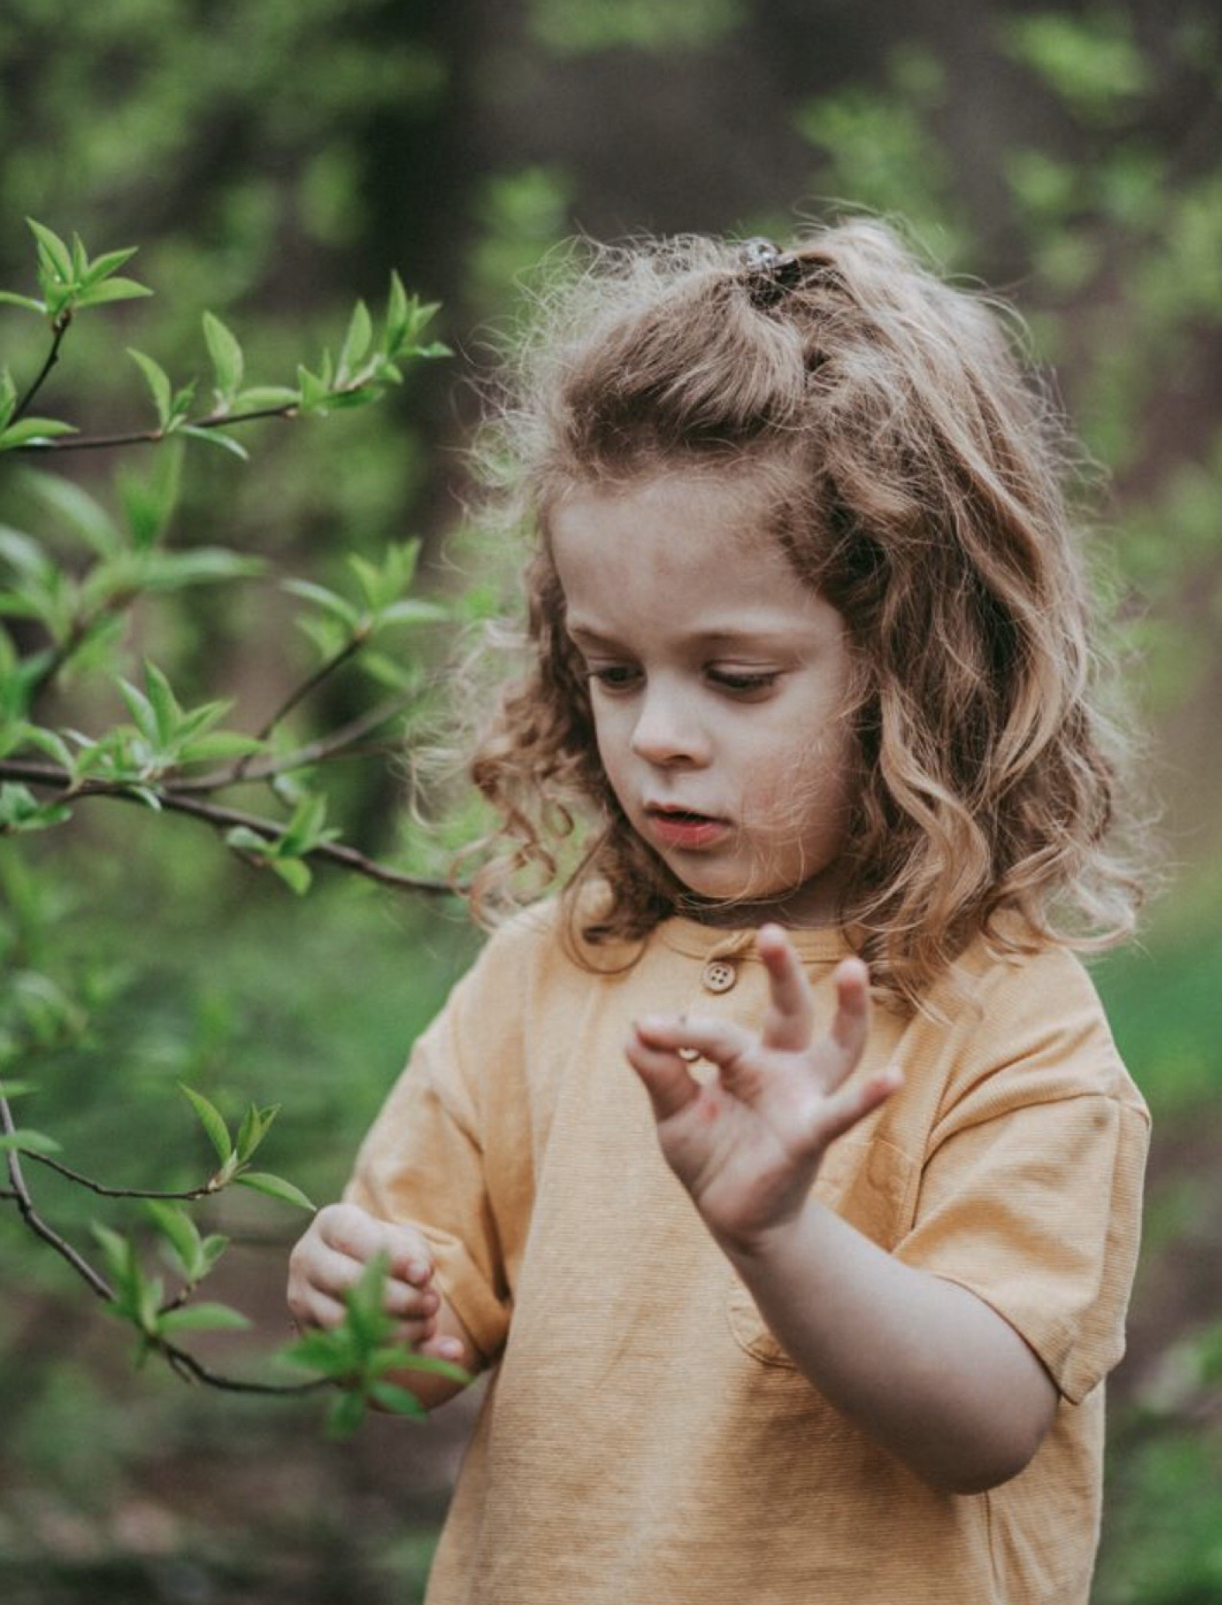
[288,221,1150,1604]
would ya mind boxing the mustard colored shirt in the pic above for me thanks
[346,907,1149,1604]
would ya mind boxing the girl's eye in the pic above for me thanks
[707,668,780,695]
[586,664,641,691]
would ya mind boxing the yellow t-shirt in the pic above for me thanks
[347,907,1149,1604]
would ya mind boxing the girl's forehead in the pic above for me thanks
[549,461,797,549]
[549,470,840,639]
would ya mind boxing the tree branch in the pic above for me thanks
[2,1093,329,1398]
[0,758,460,896]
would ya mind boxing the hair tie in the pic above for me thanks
[739,237,804,307]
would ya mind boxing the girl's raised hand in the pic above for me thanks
[625,924,901,1251]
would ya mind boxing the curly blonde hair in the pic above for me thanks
[462,219,1143,1009]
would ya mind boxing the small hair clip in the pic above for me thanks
[739,237,804,307]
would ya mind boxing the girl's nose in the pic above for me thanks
[630,686,710,767]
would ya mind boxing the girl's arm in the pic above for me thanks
[287,1201,476,1411]
[626,927,1058,1494]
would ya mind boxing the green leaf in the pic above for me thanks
[26,219,73,284]
[235,1103,279,1164]
[268,856,313,895]
[281,1327,354,1375]
[0,291,45,314]
[326,1387,369,1437]
[338,299,374,380]
[231,386,301,413]
[0,783,72,834]
[81,245,139,284]
[224,825,271,856]
[282,578,361,628]
[0,1127,62,1155]
[158,1302,251,1336]
[180,425,250,461]
[385,270,410,350]
[234,1104,279,1168]
[117,677,158,744]
[202,311,244,404]
[179,1084,233,1165]
[16,725,75,768]
[143,661,182,746]
[377,598,449,627]
[128,348,172,429]
[347,553,386,609]
[369,1380,428,1417]
[0,418,78,449]
[75,277,153,308]
[280,792,328,852]
[177,730,265,763]
[296,363,331,414]
[117,442,184,550]
[145,1200,203,1276]
[22,471,120,556]
[135,547,265,588]
[233,1171,316,1212]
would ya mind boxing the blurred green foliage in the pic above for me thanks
[2,0,1220,1600]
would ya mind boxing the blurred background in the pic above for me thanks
[1,1,1220,1601]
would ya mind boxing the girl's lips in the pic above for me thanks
[644,807,730,850]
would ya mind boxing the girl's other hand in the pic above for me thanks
[626,924,901,1251]
[287,1201,463,1363]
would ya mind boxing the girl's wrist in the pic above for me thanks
[712,1196,822,1268]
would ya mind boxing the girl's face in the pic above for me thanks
[550,470,859,927]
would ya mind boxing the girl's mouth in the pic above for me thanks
[644,807,730,851]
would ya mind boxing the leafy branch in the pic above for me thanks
[2,1078,460,1416]
[1,218,446,457]
[1,218,468,1425]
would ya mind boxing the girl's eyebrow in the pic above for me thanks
[566,619,809,651]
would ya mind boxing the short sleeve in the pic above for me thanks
[343,975,515,1366]
[895,1071,1150,1404]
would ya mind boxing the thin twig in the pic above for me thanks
[15,402,300,453]
[174,694,412,791]
[11,312,71,424]
[2,1091,114,1301]
[24,1150,217,1200]
[153,1344,330,1396]
[231,637,367,782]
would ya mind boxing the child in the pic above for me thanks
[287,221,1150,1604]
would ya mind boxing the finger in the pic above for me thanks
[288,1287,350,1334]
[812,1065,902,1147]
[383,1276,440,1323]
[756,924,814,1052]
[415,1332,469,1365]
[633,1012,760,1083]
[317,1204,434,1287]
[626,1024,704,1121]
[825,957,871,1080]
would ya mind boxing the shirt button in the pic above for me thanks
[701,959,737,994]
